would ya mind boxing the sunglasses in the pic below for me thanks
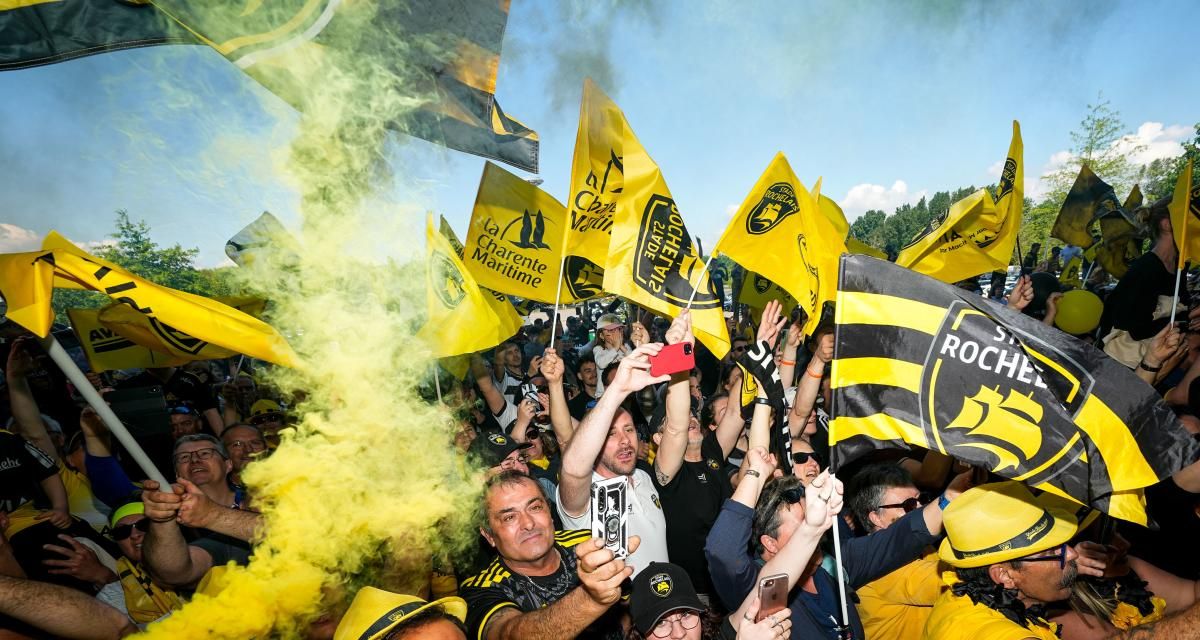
[792,452,819,465]
[168,406,194,416]
[732,345,748,353]
[875,495,933,513]
[111,518,150,541]
[1020,542,1069,569]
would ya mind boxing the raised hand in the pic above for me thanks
[5,337,37,378]
[606,344,671,396]
[42,535,116,586]
[738,596,792,639]
[540,348,565,384]
[1007,275,1033,312]
[664,310,695,346]
[756,300,788,349]
[141,480,185,524]
[526,356,543,379]
[802,470,843,531]
[175,478,220,529]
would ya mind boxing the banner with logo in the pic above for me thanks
[1051,166,1122,249]
[464,162,599,304]
[896,121,1023,284]
[603,115,730,357]
[566,79,625,270]
[1059,255,1083,289]
[829,254,1200,525]
[1091,186,1143,279]
[717,153,846,335]
[68,309,186,373]
[738,272,796,312]
[418,214,521,359]
[225,212,299,267]
[1170,160,1200,268]
[97,303,238,361]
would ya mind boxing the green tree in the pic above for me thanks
[52,211,238,324]
[1138,123,1200,200]
[1042,97,1145,204]
[849,209,885,242]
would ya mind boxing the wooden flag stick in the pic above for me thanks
[686,252,718,310]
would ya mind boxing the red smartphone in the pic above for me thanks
[649,342,695,377]
[756,573,789,622]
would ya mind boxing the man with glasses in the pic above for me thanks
[140,435,261,589]
[220,423,268,489]
[847,464,970,640]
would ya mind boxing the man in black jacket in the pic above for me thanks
[705,471,961,639]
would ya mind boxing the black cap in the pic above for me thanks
[468,431,532,468]
[631,562,705,634]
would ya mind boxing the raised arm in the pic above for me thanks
[472,355,509,417]
[141,480,214,589]
[559,344,668,516]
[6,338,57,463]
[789,331,832,433]
[0,574,137,640]
[653,312,695,486]
[539,348,577,446]
[779,322,804,391]
[175,478,262,543]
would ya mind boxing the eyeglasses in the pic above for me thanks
[226,439,267,452]
[499,454,530,469]
[651,611,700,637]
[111,518,150,541]
[732,345,748,353]
[248,414,281,426]
[875,495,932,513]
[173,448,222,465]
[1020,542,1069,569]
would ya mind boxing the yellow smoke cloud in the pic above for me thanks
[136,2,484,637]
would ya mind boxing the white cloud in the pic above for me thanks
[0,224,39,252]
[986,160,1005,178]
[724,203,739,216]
[1029,122,1190,201]
[839,180,928,219]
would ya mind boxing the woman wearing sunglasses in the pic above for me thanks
[107,500,182,625]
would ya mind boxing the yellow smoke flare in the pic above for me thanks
[136,2,485,637]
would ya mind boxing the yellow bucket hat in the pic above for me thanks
[939,481,1079,568]
[333,587,467,640]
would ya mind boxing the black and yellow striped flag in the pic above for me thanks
[829,254,1200,525]
[1051,165,1122,249]
[1091,186,1143,279]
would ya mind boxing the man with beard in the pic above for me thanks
[567,356,599,421]
[923,481,1081,639]
[557,344,672,574]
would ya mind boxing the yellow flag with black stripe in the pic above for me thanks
[829,254,1200,525]
[68,308,187,373]
[463,162,599,303]
[1170,160,1200,268]
[896,121,1023,283]
[603,110,730,357]
[418,215,521,359]
[716,153,846,335]
[0,232,298,367]
[1051,165,1121,248]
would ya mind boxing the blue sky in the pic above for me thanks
[1,0,1197,267]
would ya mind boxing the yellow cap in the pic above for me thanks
[109,502,145,528]
[249,398,283,418]
[939,481,1078,568]
[333,587,467,640]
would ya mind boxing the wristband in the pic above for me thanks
[1138,360,1162,373]
[779,359,796,366]
[805,368,824,379]
[744,469,761,478]
[938,494,951,510]
[754,397,772,406]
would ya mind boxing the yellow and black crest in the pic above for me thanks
[746,182,799,235]
[431,250,466,309]
[631,195,721,310]
[649,573,673,597]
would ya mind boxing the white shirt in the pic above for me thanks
[557,468,668,576]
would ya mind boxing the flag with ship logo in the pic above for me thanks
[896,121,1023,283]
[563,79,627,302]
[603,107,729,356]
[829,253,1200,525]
[1052,165,1122,248]
[418,214,521,359]
[1090,186,1143,279]
[464,162,600,303]
[717,153,846,336]
[68,309,187,373]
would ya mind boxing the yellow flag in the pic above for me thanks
[603,113,730,356]
[1170,160,1199,268]
[738,272,796,311]
[1059,255,1083,289]
[896,121,1023,283]
[418,215,522,359]
[68,308,188,373]
[814,182,851,238]
[846,237,887,260]
[439,216,466,258]
[717,152,846,335]
[464,162,598,303]
[0,234,297,368]
[97,303,238,361]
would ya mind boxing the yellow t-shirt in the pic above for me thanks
[857,550,943,640]
[923,573,1059,640]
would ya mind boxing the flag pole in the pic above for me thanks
[39,333,173,490]
[1170,263,1185,326]
[432,365,444,405]
[830,473,852,637]
[549,253,568,351]
[686,252,718,310]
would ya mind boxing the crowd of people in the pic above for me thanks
[4,198,1200,639]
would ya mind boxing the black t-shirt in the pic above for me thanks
[1100,251,1181,341]
[1122,476,1200,579]
[567,390,597,421]
[0,430,57,512]
[652,431,732,596]
[460,529,624,640]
